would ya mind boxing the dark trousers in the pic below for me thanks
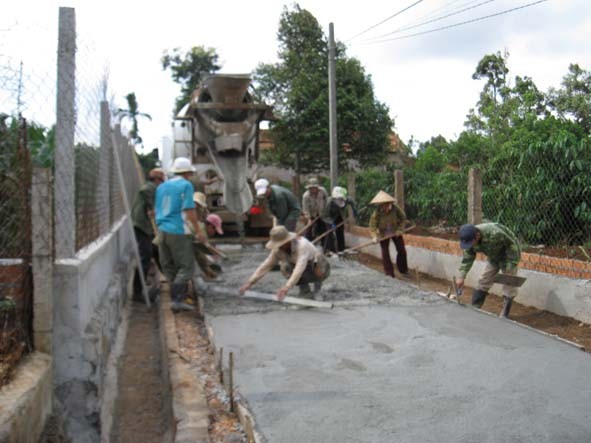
[133,228,157,296]
[379,235,408,278]
[305,218,327,242]
[325,216,345,252]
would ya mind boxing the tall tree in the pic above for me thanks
[548,63,591,133]
[115,92,151,145]
[161,46,221,114]
[254,4,393,173]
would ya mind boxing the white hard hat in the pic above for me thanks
[331,186,347,199]
[171,157,196,174]
[254,178,270,197]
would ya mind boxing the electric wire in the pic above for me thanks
[347,0,424,42]
[364,0,498,42]
[363,0,549,44]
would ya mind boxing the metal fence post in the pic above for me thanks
[99,101,112,235]
[394,169,404,212]
[55,7,76,258]
[32,168,53,354]
[468,168,482,224]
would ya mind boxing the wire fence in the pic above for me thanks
[0,10,142,384]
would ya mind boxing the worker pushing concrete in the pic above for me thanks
[368,190,408,278]
[192,192,224,280]
[239,225,330,301]
[301,177,328,242]
[254,178,301,232]
[455,222,522,318]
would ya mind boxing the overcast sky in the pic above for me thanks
[2,0,591,153]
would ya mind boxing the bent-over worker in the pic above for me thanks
[455,223,521,318]
[254,178,301,232]
[239,226,330,301]
[323,186,356,253]
[368,190,408,278]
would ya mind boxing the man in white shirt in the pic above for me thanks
[239,226,330,300]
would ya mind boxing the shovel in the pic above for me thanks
[312,220,346,245]
[493,273,526,287]
[337,224,416,259]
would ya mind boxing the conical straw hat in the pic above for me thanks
[370,190,395,205]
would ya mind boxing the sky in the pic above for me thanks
[2,0,591,154]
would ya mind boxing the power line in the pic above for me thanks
[364,0,549,44]
[347,0,424,42]
[364,0,498,42]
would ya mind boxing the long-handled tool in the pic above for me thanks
[450,275,462,303]
[297,216,320,237]
[337,224,416,259]
[312,220,346,245]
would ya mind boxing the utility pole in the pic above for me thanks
[328,22,338,190]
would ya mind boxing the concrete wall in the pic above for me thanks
[346,227,591,324]
[0,352,52,443]
[53,217,135,442]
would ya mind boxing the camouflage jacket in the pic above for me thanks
[131,181,157,236]
[459,223,521,277]
[368,204,406,238]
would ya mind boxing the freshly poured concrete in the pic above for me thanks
[202,246,591,443]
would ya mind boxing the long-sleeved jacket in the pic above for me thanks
[323,197,356,225]
[247,236,321,289]
[368,204,406,239]
[132,181,157,236]
[302,187,328,219]
[268,185,301,226]
[459,223,521,277]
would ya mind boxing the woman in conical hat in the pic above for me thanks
[368,190,408,278]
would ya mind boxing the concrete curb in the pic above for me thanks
[159,290,210,443]
[202,312,265,443]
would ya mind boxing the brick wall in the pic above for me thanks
[349,225,591,280]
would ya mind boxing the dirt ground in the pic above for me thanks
[174,309,247,443]
[355,252,591,351]
[111,302,169,443]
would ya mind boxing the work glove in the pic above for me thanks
[371,236,378,244]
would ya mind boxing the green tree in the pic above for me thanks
[161,46,221,114]
[115,93,152,145]
[254,4,393,173]
[548,63,591,133]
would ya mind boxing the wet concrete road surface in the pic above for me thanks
[201,245,591,443]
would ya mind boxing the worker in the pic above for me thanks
[131,168,166,303]
[455,223,521,318]
[155,157,207,312]
[368,190,408,278]
[192,192,223,279]
[254,178,301,232]
[323,186,356,253]
[301,177,328,241]
[239,226,330,301]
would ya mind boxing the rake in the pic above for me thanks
[337,224,416,260]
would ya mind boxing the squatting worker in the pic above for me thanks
[323,186,356,253]
[369,190,408,278]
[131,168,166,303]
[155,157,207,312]
[191,192,221,279]
[254,178,301,232]
[239,226,330,301]
[301,177,328,242]
[455,223,521,318]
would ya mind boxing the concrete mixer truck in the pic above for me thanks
[170,74,273,235]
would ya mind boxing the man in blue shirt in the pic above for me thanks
[155,157,207,311]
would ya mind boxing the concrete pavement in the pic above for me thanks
[201,245,591,443]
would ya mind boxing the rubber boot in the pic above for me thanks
[171,283,195,312]
[471,289,488,308]
[500,296,513,318]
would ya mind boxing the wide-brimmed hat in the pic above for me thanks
[306,177,320,189]
[459,224,478,250]
[171,157,196,174]
[255,178,270,197]
[206,213,224,235]
[193,192,207,207]
[265,225,297,250]
[370,190,395,205]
